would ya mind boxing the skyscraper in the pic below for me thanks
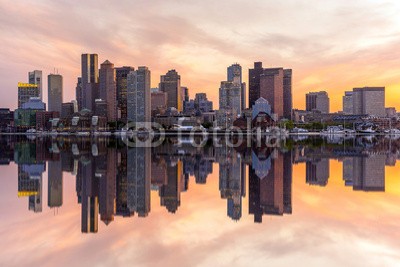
[260,68,284,118]
[159,70,182,112]
[75,77,83,111]
[227,63,246,111]
[81,54,99,111]
[219,81,241,115]
[127,67,151,124]
[306,91,330,113]
[283,69,293,119]
[342,91,353,114]
[18,82,39,108]
[48,74,63,113]
[28,70,43,100]
[99,60,117,122]
[248,62,292,119]
[352,87,385,117]
[116,66,135,121]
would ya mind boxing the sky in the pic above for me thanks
[1,0,400,111]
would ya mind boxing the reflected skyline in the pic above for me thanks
[3,135,398,233]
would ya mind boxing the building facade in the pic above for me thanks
[116,66,135,121]
[127,67,151,124]
[352,87,385,117]
[248,62,292,120]
[18,83,39,108]
[160,70,182,112]
[219,81,241,115]
[28,70,43,100]
[81,54,99,111]
[99,60,117,122]
[306,91,330,114]
[48,74,63,113]
[342,91,353,114]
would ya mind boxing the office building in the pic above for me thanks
[249,62,292,119]
[28,70,43,100]
[48,74,63,113]
[151,91,168,110]
[116,66,135,121]
[283,69,293,119]
[160,70,182,112]
[18,83,39,108]
[75,77,83,111]
[342,91,353,114]
[99,60,117,122]
[352,87,385,117]
[219,81,241,115]
[227,63,247,111]
[61,102,75,118]
[81,53,99,111]
[127,66,151,124]
[306,91,330,113]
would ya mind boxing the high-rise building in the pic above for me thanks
[18,83,39,108]
[342,91,353,114]
[260,68,284,118]
[151,91,168,111]
[48,74,63,113]
[181,86,189,102]
[227,63,246,111]
[28,70,43,100]
[249,62,264,108]
[283,69,293,119]
[61,102,75,118]
[352,87,385,117]
[127,67,151,124]
[99,60,117,122]
[219,81,241,115]
[306,91,330,114]
[159,70,182,112]
[75,77,83,111]
[81,54,99,111]
[248,62,292,119]
[116,66,135,121]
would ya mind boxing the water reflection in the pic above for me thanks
[1,135,398,234]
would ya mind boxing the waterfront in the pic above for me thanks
[0,135,399,266]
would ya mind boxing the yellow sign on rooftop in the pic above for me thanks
[18,82,38,88]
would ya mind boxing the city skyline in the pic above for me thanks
[1,1,400,112]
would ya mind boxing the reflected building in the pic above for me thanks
[79,157,99,233]
[349,155,385,191]
[218,147,245,221]
[306,159,329,186]
[160,160,184,213]
[127,147,151,217]
[97,148,117,225]
[48,160,63,208]
[249,148,292,223]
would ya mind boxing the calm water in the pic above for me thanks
[0,135,399,267]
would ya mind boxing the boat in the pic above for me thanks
[386,128,400,135]
[290,127,309,134]
[321,126,345,135]
[26,129,37,135]
[357,126,376,134]
[77,132,90,136]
